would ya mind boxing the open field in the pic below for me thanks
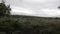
[0,15,60,34]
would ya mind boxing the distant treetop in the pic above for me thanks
[58,6,60,9]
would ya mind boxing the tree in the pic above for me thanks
[0,0,11,16]
[58,6,60,9]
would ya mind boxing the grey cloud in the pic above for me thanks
[3,0,60,17]
[6,0,60,9]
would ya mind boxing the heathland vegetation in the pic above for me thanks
[0,0,60,34]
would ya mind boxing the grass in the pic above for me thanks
[0,15,60,34]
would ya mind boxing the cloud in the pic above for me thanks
[21,0,59,9]
[10,6,34,15]
[10,6,60,17]
[6,0,60,9]
[5,0,60,17]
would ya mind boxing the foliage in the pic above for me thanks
[0,1,60,34]
[0,16,60,34]
[0,2,11,16]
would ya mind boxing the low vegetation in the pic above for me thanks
[0,1,60,34]
[0,16,60,34]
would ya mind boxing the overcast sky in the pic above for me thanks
[1,0,60,17]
